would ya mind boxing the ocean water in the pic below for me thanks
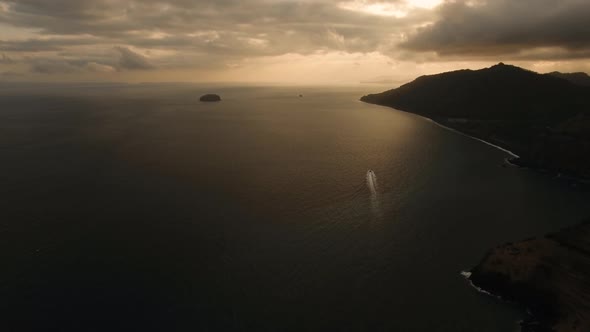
[1,84,589,331]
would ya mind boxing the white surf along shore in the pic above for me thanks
[365,102,521,159]
[423,117,520,159]
[460,271,497,298]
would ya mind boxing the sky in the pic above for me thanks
[1,0,589,84]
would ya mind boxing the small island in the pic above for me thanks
[200,94,221,102]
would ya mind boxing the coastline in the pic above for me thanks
[363,100,590,332]
[365,102,521,158]
[421,116,520,159]
[459,271,498,298]
[363,101,590,184]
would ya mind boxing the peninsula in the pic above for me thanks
[361,63,590,179]
[361,63,590,332]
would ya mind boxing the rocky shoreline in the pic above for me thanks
[468,222,590,332]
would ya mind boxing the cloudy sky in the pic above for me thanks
[1,0,589,83]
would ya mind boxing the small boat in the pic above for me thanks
[366,170,377,195]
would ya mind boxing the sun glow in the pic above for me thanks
[406,0,444,9]
[339,0,443,17]
[339,1,409,17]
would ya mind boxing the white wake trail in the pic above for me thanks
[366,170,378,196]
[366,170,381,219]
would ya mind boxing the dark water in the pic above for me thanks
[1,85,589,331]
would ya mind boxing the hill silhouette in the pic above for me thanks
[548,71,590,87]
[361,63,590,178]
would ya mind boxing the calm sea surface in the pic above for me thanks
[1,84,589,331]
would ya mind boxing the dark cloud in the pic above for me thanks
[28,57,116,74]
[0,0,426,60]
[84,61,116,72]
[0,37,102,52]
[0,70,22,77]
[401,0,590,58]
[0,0,589,78]
[1,0,413,39]
[115,46,154,70]
[30,59,81,74]
[0,53,14,63]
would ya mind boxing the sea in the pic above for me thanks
[1,84,589,331]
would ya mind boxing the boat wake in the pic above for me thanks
[366,170,381,218]
[366,170,377,196]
